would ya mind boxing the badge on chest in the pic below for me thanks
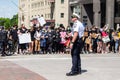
[73,24,77,28]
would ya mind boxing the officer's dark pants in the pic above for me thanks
[71,38,83,72]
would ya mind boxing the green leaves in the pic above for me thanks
[0,14,18,29]
[10,14,18,27]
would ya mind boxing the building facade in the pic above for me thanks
[19,0,120,29]
[70,0,120,28]
[19,0,53,29]
[19,0,71,29]
[55,0,69,28]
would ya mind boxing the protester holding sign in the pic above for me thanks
[100,24,110,53]
[18,24,28,54]
[37,15,46,27]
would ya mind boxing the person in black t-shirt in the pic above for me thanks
[9,25,18,54]
[17,24,28,54]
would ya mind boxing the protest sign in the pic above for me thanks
[18,33,31,44]
[38,17,46,26]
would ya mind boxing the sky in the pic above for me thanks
[0,0,18,18]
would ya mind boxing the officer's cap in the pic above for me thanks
[71,13,80,19]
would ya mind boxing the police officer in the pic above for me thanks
[66,13,85,76]
[0,26,8,56]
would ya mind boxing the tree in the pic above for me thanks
[0,14,18,29]
[4,19,11,29]
[10,14,18,27]
[0,18,6,26]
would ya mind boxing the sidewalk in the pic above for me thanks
[0,60,46,80]
[1,54,120,80]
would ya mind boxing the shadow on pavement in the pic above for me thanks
[81,69,87,74]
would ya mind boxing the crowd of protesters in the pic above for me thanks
[0,22,120,56]
[0,24,72,56]
[83,24,120,54]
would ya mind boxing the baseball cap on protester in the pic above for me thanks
[71,13,80,19]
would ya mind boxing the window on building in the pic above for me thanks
[41,1,44,6]
[21,0,26,1]
[38,2,40,7]
[45,0,47,5]
[39,2,41,6]
[32,3,35,8]
[48,2,50,5]
[48,13,50,18]
[31,3,35,8]
[22,4,25,8]
[45,14,47,18]
[61,0,64,4]
[60,13,64,18]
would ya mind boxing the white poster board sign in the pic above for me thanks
[38,17,46,26]
[117,24,120,30]
[102,36,110,43]
[18,33,31,44]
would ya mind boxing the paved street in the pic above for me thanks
[1,53,120,80]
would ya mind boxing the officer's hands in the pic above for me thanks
[70,43,73,49]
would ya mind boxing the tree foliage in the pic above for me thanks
[10,14,18,27]
[0,14,18,29]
